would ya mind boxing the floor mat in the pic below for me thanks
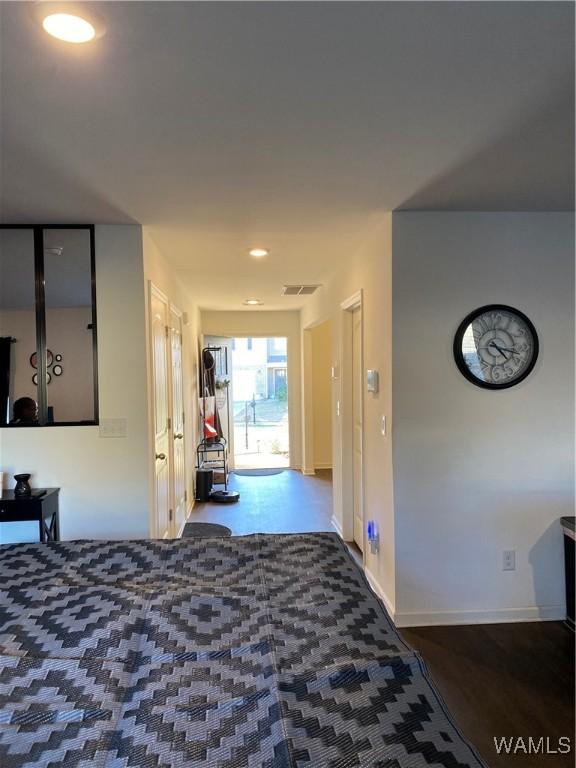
[234,468,285,476]
[181,522,232,537]
[0,533,486,767]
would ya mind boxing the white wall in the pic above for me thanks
[392,212,574,625]
[143,229,201,532]
[201,310,302,470]
[0,225,151,542]
[301,215,395,613]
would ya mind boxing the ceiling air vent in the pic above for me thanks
[281,285,321,296]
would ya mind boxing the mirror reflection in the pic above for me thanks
[44,229,95,424]
[0,229,39,426]
[0,226,97,427]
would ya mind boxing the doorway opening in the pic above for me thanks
[231,337,290,469]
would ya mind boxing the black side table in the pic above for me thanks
[0,489,60,542]
[561,516,575,631]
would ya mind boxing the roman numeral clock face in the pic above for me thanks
[454,305,539,389]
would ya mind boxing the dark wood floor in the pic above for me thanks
[401,622,575,767]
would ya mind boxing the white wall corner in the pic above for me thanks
[330,514,343,538]
[364,566,396,622]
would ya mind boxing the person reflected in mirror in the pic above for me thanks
[10,397,38,424]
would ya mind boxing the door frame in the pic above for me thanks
[148,282,172,538]
[339,290,365,557]
[169,303,187,537]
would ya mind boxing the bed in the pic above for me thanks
[0,533,485,767]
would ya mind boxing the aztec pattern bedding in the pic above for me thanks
[0,533,486,767]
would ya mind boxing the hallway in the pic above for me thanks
[187,470,333,535]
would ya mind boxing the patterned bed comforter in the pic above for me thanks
[0,533,486,767]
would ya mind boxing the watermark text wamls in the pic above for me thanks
[494,736,572,755]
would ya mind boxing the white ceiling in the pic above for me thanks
[0,2,573,310]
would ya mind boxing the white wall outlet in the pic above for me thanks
[331,364,339,380]
[502,550,516,571]
[99,419,128,438]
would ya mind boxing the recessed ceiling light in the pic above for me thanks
[43,13,95,42]
[33,3,106,43]
[249,248,269,258]
[243,299,263,306]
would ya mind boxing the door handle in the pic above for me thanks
[174,433,184,440]
[155,453,166,461]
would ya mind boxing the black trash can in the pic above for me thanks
[195,469,213,502]
[561,516,575,631]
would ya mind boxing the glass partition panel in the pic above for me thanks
[0,229,39,426]
[43,229,96,424]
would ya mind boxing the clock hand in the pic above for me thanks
[489,341,510,360]
[482,344,522,357]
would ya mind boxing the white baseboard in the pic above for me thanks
[302,468,316,476]
[364,566,396,620]
[176,503,195,538]
[362,563,565,627]
[330,515,343,537]
[394,603,566,628]
[314,463,333,470]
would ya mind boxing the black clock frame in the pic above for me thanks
[453,304,539,390]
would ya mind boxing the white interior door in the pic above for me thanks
[151,286,171,539]
[170,308,186,534]
[352,305,363,551]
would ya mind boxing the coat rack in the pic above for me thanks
[196,346,231,490]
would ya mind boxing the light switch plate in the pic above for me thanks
[367,369,379,393]
[99,419,127,438]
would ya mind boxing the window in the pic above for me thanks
[267,337,287,363]
[0,225,98,426]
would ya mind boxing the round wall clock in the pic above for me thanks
[453,305,539,389]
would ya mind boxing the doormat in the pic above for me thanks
[182,522,232,537]
[233,469,285,477]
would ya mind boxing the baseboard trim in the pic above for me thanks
[394,604,566,628]
[314,463,333,470]
[330,515,343,538]
[176,503,195,538]
[364,566,396,620]
[302,468,316,476]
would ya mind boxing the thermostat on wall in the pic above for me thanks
[366,369,379,393]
